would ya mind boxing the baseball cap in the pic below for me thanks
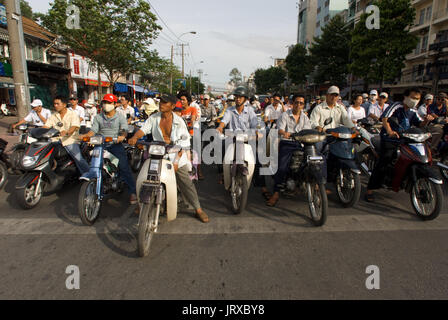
[84,99,96,107]
[437,92,447,99]
[370,90,378,96]
[69,93,78,100]
[204,94,210,100]
[31,99,43,108]
[327,86,340,95]
[425,94,434,100]
[174,101,183,112]
[362,93,369,99]
[159,94,177,104]
[315,96,321,100]
[379,92,388,99]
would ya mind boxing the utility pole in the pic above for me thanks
[197,69,203,95]
[5,0,30,118]
[189,70,192,96]
[181,44,185,78]
[170,45,174,94]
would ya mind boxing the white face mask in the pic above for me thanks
[404,97,420,110]
[103,103,115,113]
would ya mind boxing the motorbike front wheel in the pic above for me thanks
[230,174,248,214]
[78,180,102,226]
[306,182,328,226]
[0,161,7,189]
[16,180,43,209]
[336,169,361,208]
[138,199,160,257]
[410,178,443,221]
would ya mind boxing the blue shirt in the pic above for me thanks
[221,105,258,131]
[428,103,447,118]
[380,102,422,141]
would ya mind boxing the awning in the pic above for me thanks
[114,82,128,93]
[133,85,144,93]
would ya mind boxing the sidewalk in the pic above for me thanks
[0,116,19,154]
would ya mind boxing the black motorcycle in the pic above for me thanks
[15,128,87,209]
[281,130,328,226]
[9,124,36,173]
[324,124,362,208]
[0,138,9,189]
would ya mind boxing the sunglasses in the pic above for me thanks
[293,101,305,105]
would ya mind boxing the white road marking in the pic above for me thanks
[0,214,447,235]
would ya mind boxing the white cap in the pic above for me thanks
[327,86,340,95]
[425,94,434,101]
[379,92,389,99]
[84,99,96,107]
[31,99,43,108]
[362,93,369,98]
[204,94,210,100]
[370,90,378,96]
[228,95,235,100]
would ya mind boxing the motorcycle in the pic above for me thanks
[0,138,9,189]
[77,135,124,226]
[125,120,147,172]
[378,117,444,220]
[431,117,448,180]
[354,118,381,177]
[281,130,329,226]
[135,138,186,257]
[15,128,83,209]
[221,131,256,214]
[10,124,37,173]
[323,121,362,208]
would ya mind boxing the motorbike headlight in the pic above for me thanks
[149,145,166,156]
[22,155,39,168]
[18,125,28,130]
[89,136,103,145]
[402,133,431,142]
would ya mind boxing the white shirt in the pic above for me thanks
[369,103,390,119]
[69,105,86,126]
[84,107,98,125]
[140,112,191,169]
[24,108,52,127]
[117,104,135,118]
[191,101,201,129]
[347,106,366,123]
[264,104,283,121]
[309,102,354,130]
[417,104,429,118]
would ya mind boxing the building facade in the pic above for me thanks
[297,0,318,49]
[315,0,349,38]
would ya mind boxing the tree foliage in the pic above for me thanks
[254,67,287,93]
[285,44,312,85]
[309,15,351,88]
[41,0,161,86]
[350,0,418,87]
[229,68,242,87]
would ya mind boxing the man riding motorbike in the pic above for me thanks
[12,99,51,130]
[43,96,90,175]
[266,94,312,207]
[79,94,137,205]
[365,87,434,202]
[128,94,209,223]
[426,92,448,156]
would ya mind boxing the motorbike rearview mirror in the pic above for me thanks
[324,118,333,126]
[180,134,189,141]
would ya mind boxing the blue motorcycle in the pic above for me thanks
[78,135,124,226]
[324,123,362,208]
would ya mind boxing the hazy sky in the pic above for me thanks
[27,0,298,91]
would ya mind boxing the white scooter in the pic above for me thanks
[135,137,187,257]
[221,131,256,214]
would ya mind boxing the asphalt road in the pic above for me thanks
[0,161,448,300]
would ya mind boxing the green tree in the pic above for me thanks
[41,0,161,91]
[285,44,312,85]
[0,0,33,19]
[184,76,205,95]
[254,67,286,93]
[309,15,351,88]
[229,68,242,87]
[350,0,418,90]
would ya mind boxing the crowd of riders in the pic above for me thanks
[7,84,448,222]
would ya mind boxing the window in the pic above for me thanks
[32,45,44,62]
[415,39,421,54]
[426,5,432,21]
[325,0,329,7]
[421,34,428,52]
[25,45,32,60]
[324,14,329,22]
[316,21,321,28]
[419,8,425,25]
[317,7,321,14]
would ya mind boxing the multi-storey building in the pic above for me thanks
[315,0,349,38]
[297,0,318,49]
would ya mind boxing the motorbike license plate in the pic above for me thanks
[150,160,160,172]
[308,156,323,162]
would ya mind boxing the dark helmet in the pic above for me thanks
[233,86,249,98]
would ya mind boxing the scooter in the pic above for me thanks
[0,138,9,189]
[10,124,37,173]
[221,131,256,214]
[378,117,444,220]
[135,137,186,257]
[77,135,124,226]
[323,121,362,208]
[354,118,380,177]
[281,130,329,226]
[125,119,147,172]
[15,128,83,209]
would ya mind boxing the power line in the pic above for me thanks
[147,0,183,42]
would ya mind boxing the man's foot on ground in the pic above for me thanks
[129,194,137,205]
[196,210,209,223]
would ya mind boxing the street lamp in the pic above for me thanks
[178,31,197,78]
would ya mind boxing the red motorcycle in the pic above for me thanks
[381,118,444,220]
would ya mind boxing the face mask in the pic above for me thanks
[404,97,420,109]
[103,103,115,113]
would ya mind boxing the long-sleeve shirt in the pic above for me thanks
[309,102,354,130]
